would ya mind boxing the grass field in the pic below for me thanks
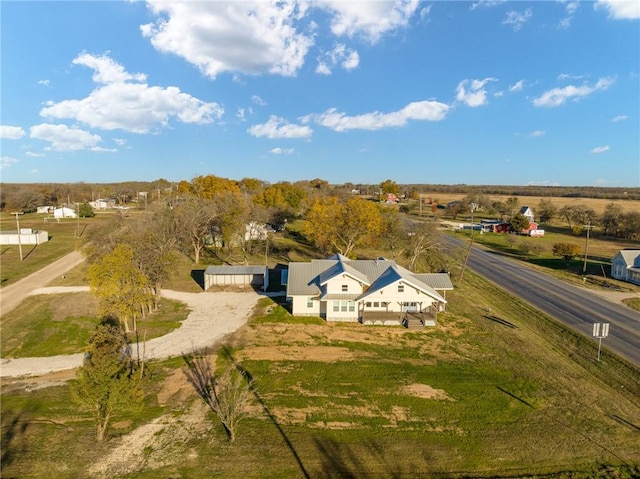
[2,272,639,478]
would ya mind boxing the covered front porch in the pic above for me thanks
[360,305,438,328]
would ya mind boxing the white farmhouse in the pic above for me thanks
[53,207,77,219]
[286,255,452,327]
[611,249,640,286]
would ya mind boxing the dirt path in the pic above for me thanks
[0,287,262,378]
[0,250,85,316]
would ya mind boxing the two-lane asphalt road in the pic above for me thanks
[445,235,640,367]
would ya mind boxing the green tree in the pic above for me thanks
[552,242,581,263]
[509,213,530,233]
[620,211,640,240]
[71,320,143,441]
[78,202,95,218]
[505,197,520,219]
[87,244,151,332]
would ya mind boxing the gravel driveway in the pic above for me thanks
[0,287,262,378]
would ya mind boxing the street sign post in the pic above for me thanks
[592,322,610,362]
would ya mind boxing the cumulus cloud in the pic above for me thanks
[248,115,313,139]
[595,0,640,19]
[141,1,313,78]
[38,79,50,86]
[0,125,26,139]
[612,115,628,122]
[311,100,450,132]
[30,123,104,151]
[532,77,614,107]
[456,78,497,107]
[317,0,421,43]
[316,43,360,75]
[503,8,532,31]
[1,156,19,169]
[590,145,610,154]
[40,53,223,134]
[270,147,295,154]
[26,152,46,157]
[509,80,524,92]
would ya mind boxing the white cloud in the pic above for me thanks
[559,1,580,28]
[38,79,50,86]
[509,80,524,92]
[316,44,360,75]
[470,0,506,10]
[456,78,497,107]
[142,1,313,78]
[73,52,147,84]
[114,138,127,146]
[532,77,614,107]
[40,53,223,134]
[595,0,640,19]
[0,125,26,139]
[1,156,19,169]
[312,100,450,132]
[590,145,610,154]
[419,5,432,21]
[270,147,295,154]
[248,115,313,139]
[252,95,267,106]
[25,151,45,157]
[30,123,104,151]
[612,115,628,122]
[529,130,546,137]
[503,8,533,31]
[318,0,421,43]
[557,73,585,81]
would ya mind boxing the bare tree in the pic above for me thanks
[182,352,253,442]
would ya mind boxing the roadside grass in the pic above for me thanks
[0,293,189,358]
[623,297,640,312]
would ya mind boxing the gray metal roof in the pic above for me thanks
[205,265,266,275]
[286,257,450,303]
[414,273,454,290]
[615,249,640,267]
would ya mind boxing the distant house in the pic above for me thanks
[385,193,399,203]
[204,265,269,290]
[0,228,49,245]
[611,249,640,286]
[519,206,535,223]
[36,205,54,214]
[480,220,510,233]
[286,255,452,327]
[89,198,116,210]
[53,207,77,219]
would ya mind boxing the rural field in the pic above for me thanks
[1,190,639,478]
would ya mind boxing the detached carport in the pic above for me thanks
[204,265,269,291]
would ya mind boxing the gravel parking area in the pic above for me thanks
[0,288,262,378]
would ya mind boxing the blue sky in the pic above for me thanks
[1,0,639,187]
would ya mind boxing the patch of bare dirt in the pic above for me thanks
[88,401,212,478]
[236,345,357,362]
[156,366,197,407]
[0,369,76,394]
[403,383,453,401]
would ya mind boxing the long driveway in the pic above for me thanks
[0,250,85,315]
[446,235,640,367]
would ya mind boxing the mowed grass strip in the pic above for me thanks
[0,292,190,357]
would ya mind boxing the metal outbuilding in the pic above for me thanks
[204,265,269,290]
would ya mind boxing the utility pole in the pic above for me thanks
[76,203,80,238]
[11,211,24,261]
[582,222,594,274]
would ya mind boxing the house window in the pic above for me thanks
[365,302,371,307]
[333,301,340,312]
[341,284,348,292]
[341,301,348,312]
[398,284,404,293]
[307,297,313,308]
[373,302,379,308]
